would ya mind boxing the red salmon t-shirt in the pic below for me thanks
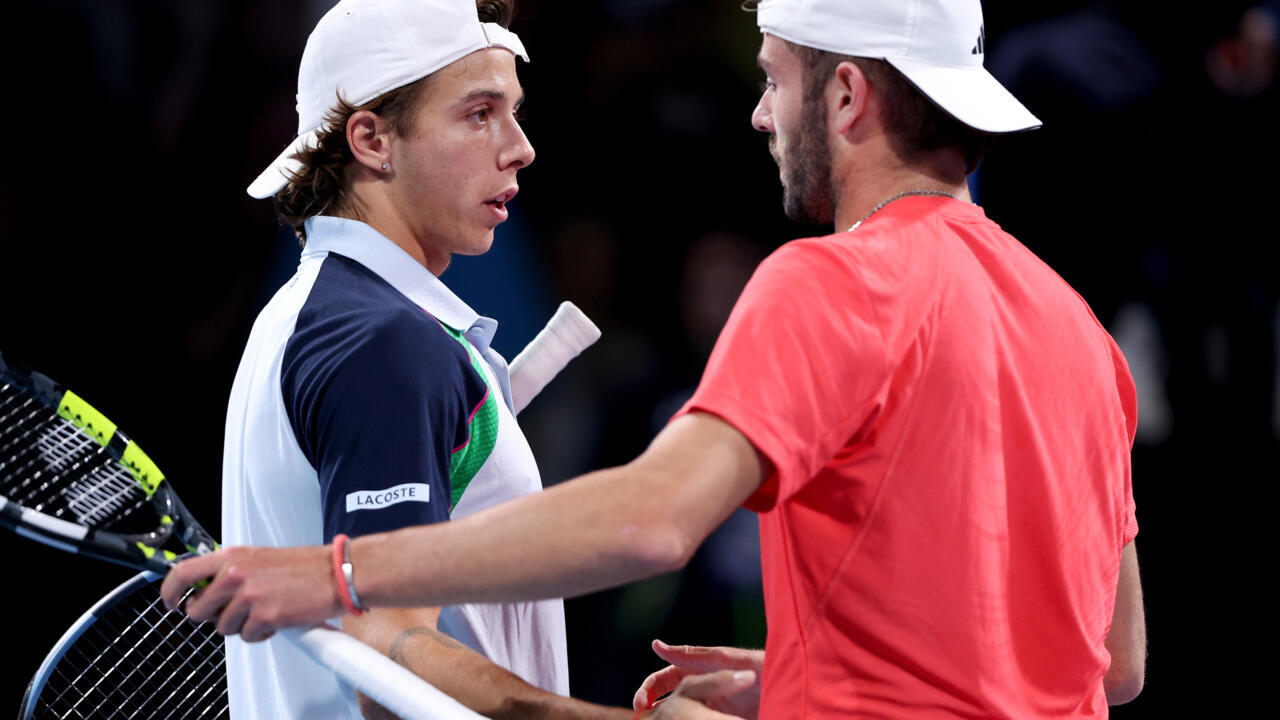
[677,196,1138,719]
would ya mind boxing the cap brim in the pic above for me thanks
[246,129,321,199]
[887,58,1041,134]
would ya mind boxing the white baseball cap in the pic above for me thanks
[756,0,1040,133]
[248,0,530,199]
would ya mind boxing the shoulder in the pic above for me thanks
[723,235,893,364]
[748,234,864,295]
[298,253,422,322]
[746,232,905,318]
[282,256,473,398]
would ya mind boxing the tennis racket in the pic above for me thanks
[12,300,601,719]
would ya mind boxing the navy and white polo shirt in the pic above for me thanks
[222,216,568,719]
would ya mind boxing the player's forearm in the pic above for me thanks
[356,621,631,720]
[353,413,765,608]
[355,462,691,607]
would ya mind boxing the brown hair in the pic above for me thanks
[787,43,995,174]
[274,0,518,244]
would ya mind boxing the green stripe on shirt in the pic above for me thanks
[441,326,499,510]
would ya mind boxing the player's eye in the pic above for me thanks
[469,107,491,124]
[760,79,776,93]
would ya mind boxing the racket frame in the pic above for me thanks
[19,571,177,719]
[1,353,217,574]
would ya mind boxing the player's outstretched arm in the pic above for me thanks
[356,410,767,606]
[163,411,768,635]
[634,640,763,719]
[348,607,632,720]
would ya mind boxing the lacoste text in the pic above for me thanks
[346,483,431,512]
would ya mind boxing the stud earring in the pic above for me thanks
[381,162,390,171]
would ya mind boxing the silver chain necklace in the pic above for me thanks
[848,189,958,231]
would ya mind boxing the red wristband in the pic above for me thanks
[331,534,364,617]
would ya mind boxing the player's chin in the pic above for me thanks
[455,227,497,257]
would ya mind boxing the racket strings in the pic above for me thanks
[0,384,154,533]
[0,387,63,497]
[35,583,228,720]
[106,594,226,720]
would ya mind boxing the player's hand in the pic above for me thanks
[642,670,758,719]
[634,640,764,719]
[160,545,342,641]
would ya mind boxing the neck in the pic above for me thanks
[344,177,450,276]
[831,146,971,231]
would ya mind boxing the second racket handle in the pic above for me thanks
[284,624,482,720]
[509,302,601,414]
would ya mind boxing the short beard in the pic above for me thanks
[773,94,834,225]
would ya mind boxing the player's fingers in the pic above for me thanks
[180,562,246,622]
[215,595,251,638]
[182,586,228,624]
[177,583,202,618]
[634,665,689,710]
[241,613,278,643]
[675,670,757,702]
[652,639,735,672]
[160,551,227,609]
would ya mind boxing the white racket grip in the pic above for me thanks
[283,624,483,720]
[509,301,602,414]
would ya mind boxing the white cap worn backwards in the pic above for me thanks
[756,0,1041,133]
[248,0,529,199]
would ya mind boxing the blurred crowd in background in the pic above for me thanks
[1,0,1276,716]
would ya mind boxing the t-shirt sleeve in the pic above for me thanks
[282,308,487,542]
[674,240,893,511]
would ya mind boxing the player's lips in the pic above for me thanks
[483,187,518,223]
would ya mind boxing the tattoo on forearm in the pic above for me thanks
[387,626,466,667]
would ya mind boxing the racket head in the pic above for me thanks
[0,351,215,572]
[21,571,229,720]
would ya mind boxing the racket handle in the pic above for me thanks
[508,302,601,414]
[283,624,483,720]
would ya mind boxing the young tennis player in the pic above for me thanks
[215,0,630,717]
[170,1,1146,717]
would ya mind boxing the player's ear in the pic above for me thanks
[831,60,870,135]
[346,110,392,173]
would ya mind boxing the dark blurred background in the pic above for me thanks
[2,0,1276,716]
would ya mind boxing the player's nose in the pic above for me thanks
[752,95,773,134]
[502,119,535,170]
